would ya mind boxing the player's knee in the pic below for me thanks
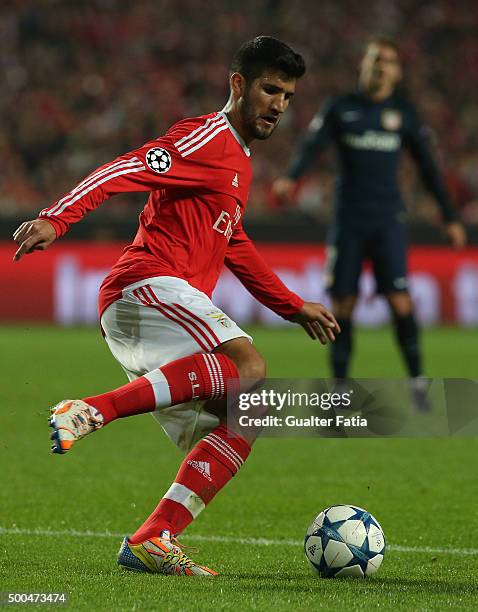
[387,292,413,317]
[238,352,267,384]
[214,338,266,387]
[332,295,357,319]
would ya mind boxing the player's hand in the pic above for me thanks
[445,222,467,249]
[272,177,296,202]
[13,219,57,261]
[288,301,341,344]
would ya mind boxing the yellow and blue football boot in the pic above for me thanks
[117,531,217,576]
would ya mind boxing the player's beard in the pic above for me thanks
[239,89,279,141]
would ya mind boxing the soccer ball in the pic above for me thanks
[304,505,386,578]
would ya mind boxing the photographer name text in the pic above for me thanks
[238,415,368,428]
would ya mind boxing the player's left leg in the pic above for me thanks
[126,337,264,548]
[386,291,422,378]
[371,222,429,410]
[370,220,423,379]
[386,291,429,410]
[118,401,251,576]
[118,340,264,575]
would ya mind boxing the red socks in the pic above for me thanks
[84,352,239,424]
[129,424,251,543]
[83,353,247,543]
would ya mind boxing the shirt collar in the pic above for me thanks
[218,111,251,157]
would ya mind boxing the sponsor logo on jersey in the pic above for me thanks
[212,204,242,241]
[187,460,212,481]
[342,130,401,151]
[145,147,172,173]
[381,109,402,131]
[232,173,239,188]
[205,310,233,328]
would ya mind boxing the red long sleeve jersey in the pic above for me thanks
[40,111,304,319]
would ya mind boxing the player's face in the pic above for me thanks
[360,44,401,94]
[239,70,296,140]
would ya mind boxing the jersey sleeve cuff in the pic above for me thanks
[38,215,68,238]
[276,293,304,318]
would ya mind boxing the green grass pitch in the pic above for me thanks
[1,325,477,610]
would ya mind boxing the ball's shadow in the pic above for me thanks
[229,572,477,597]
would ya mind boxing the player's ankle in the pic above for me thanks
[129,522,173,545]
[82,396,117,425]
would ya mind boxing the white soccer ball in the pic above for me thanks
[304,505,386,578]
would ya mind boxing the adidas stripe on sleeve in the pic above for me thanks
[39,117,224,238]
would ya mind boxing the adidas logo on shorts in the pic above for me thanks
[187,460,212,481]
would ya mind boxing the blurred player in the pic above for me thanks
[274,37,466,407]
[13,37,339,576]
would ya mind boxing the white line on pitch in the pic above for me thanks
[1,527,477,556]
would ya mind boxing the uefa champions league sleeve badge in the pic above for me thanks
[146,147,172,173]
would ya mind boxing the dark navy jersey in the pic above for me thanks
[287,91,457,223]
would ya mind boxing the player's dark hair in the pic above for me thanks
[365,35,400,56]
[230,36,306,82]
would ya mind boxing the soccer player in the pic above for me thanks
[274,37,466,405]
[13,36,339,576]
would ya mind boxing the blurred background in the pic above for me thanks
[2,5,477,603]
[1,0,478,328]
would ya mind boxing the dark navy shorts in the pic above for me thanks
[324,220,408,296]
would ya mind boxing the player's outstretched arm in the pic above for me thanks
[24,130,212,242]
[13,219,57,261]
[287,301,340,344]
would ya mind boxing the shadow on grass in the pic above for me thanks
[227,572,478,597]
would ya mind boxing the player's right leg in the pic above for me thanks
[49,337,263,454]
[49,399,105,454]
[329,295,357,378]
[49,278,265,453]
[324,223,363,378]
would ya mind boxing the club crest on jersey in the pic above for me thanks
[381,110,402,131]
[146,147,172,173]
[206,310,233,328]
